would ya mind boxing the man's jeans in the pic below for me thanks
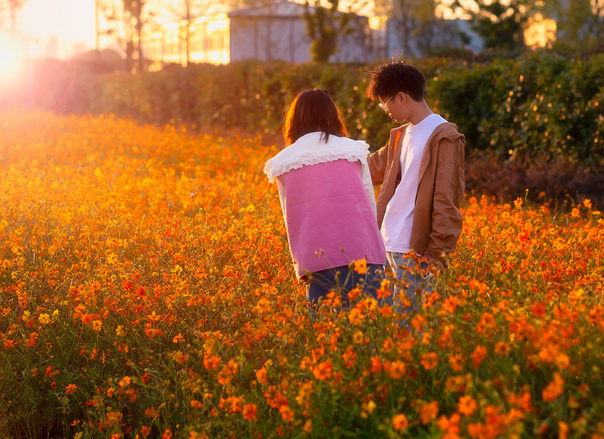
[386,252,432,321]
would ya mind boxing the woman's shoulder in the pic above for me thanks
[264,133,368,182]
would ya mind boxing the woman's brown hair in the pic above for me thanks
[282,89,347,146]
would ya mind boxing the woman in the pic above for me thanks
[264,89,386,308]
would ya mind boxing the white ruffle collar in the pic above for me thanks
[264,132,369,182]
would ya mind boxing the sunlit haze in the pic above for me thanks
[0,32,23,79]
[21,0,96,59]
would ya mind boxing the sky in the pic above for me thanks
[21,0,97,58]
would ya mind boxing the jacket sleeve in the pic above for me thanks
[424,137,464,262]
[367,143,389,186]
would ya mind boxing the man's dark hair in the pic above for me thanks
[282,89,347,146]
[366,62,426,102]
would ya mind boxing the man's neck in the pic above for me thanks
[407,101,434,126]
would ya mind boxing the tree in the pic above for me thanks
[544,0,604,53]
[0,0,28,35]
[124,0,148,72]
[100,0,151,72]
[153,0,223,66]
[387,0,469,57]
[443,0,541,51]
[303,0,368,63]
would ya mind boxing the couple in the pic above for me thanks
[264,61,465,321]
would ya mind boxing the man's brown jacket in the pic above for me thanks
[368,122,465,264]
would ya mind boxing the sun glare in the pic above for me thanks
[0,33,24,81]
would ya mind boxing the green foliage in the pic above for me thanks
[303,0,360,64]
[446,0,538,52]
[21,52,604,170]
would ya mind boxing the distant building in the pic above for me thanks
[143,0,377,67]
[228,0,373,63]
[370,16,483,59]
[44,35,59,59]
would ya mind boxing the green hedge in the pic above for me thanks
[429,51,604,167]
[21,52,604,167]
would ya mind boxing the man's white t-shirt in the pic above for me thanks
[381,113,447,253]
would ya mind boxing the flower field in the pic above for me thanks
[1,110,603,438]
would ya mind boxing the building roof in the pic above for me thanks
[228,0,307,19]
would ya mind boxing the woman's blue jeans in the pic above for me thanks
[306,263,384,311]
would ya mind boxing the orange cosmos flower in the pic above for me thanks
[411,314,426,331]
[470,345,487,369]
[377,279,391,300]
[65,384,77,395]
[458,395,477,416]
[203,354,221,371]
[256,367,268,384]
[555,352,570,369]
[542,372,565,402]
[392,414,409,431]
[385,360,406,380]
[312,360,332,380]
[438,413,461,435]
[446,374,471,393]
[353,259,367,274]
[449,354,464,372]
[243,403,258,421]
[370,356,382,373]
[443,296,461,314]
[279,404,295,422]
[342,345,356,368]
[25,332,39,348]
[144,407,159,418]
[494,341,510,356]
[420,401,439,424]
[420,352,438,370]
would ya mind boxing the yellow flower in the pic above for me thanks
[303,419,312,433]
[348,308,365,325]
[119,376,132,388]
[38,313,51,325]
[352,331,364,344]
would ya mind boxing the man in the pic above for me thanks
[366,61,465,319]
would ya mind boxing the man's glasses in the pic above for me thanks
[378,94,397,112]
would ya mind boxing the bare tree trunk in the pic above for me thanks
[136,0,144,72]
[185,0,191,66]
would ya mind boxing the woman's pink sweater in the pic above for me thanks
[264,133,386,280]
[279,159,386,279]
